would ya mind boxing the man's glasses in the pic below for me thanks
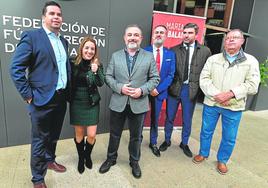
[225,36,243,41]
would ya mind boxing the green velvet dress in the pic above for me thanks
[70,59,104,126]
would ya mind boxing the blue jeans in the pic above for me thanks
[199,104,242,164]
[164,84,196,145]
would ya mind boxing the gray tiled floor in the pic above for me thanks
[0,108,268,188]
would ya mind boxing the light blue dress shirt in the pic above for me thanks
[226,52,238,64]
[43,26,67,90]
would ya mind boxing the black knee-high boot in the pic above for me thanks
[85,139,95,169]
[74,138,85,174]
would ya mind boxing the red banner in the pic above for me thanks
[144,100,182,127]
[152,11,206,48]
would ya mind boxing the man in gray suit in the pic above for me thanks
[99,24,160,178]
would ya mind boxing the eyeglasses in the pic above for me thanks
[225,36,243,41]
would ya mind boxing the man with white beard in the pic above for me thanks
[144,25,175,157]
[99,24,159,178]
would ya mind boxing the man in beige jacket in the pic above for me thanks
[193,29,260,175]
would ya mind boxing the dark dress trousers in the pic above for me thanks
[10,28,70,184]
[165,41,211,144]
[144,46,175,145]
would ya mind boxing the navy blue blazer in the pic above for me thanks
[10,28,71,106]
[144,46,175,100]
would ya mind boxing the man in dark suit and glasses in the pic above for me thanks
[10,1,70,187]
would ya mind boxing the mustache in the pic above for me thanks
[127,42,138,49]
[154,38,164,45]
[128,39,137,43]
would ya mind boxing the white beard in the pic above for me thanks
[154,39,164,46]
[127,42,138,50]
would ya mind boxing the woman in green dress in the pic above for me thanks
[70,36,104,174]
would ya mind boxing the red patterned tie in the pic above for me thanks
[156,48,160,72]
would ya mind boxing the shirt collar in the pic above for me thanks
[225,51,239,58]
[43,25,61,37]
[183,42,195,48]
[124,48,140,55]
[153,45,163,51]
[223,48,247,66]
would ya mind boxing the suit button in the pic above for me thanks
[92,102,95,105]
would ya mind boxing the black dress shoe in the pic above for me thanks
[149,143,160,157]
[179,142,193,158]
[159,141,171,152]
[99,159,116,174]
[129,161,142,178]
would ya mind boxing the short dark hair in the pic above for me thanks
[125,24,143,36]
[183,23,199,34]
[42,1,61,16]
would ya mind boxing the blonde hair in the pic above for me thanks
[75,36,100,65]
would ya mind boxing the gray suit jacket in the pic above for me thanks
[105,48,160,114]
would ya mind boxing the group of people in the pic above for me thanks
[145,24,260,178]
[9,1,260,188]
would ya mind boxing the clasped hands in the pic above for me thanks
[121,83,142,98]
[213,91,234,106]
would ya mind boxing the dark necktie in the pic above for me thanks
[183,43,190,81]
[156,48,161,72]
[128,56,133,74]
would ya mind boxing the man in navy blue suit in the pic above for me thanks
[144,25,175,157]
[10,1,70,188]
[163,23,211,158]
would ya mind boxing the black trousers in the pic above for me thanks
[28,91,67,184]
[107,105,145,162]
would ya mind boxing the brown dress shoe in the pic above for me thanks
[192,155,207,164]
[47,162,66,173]
[217,162,228,175]
[33,182,47,188]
